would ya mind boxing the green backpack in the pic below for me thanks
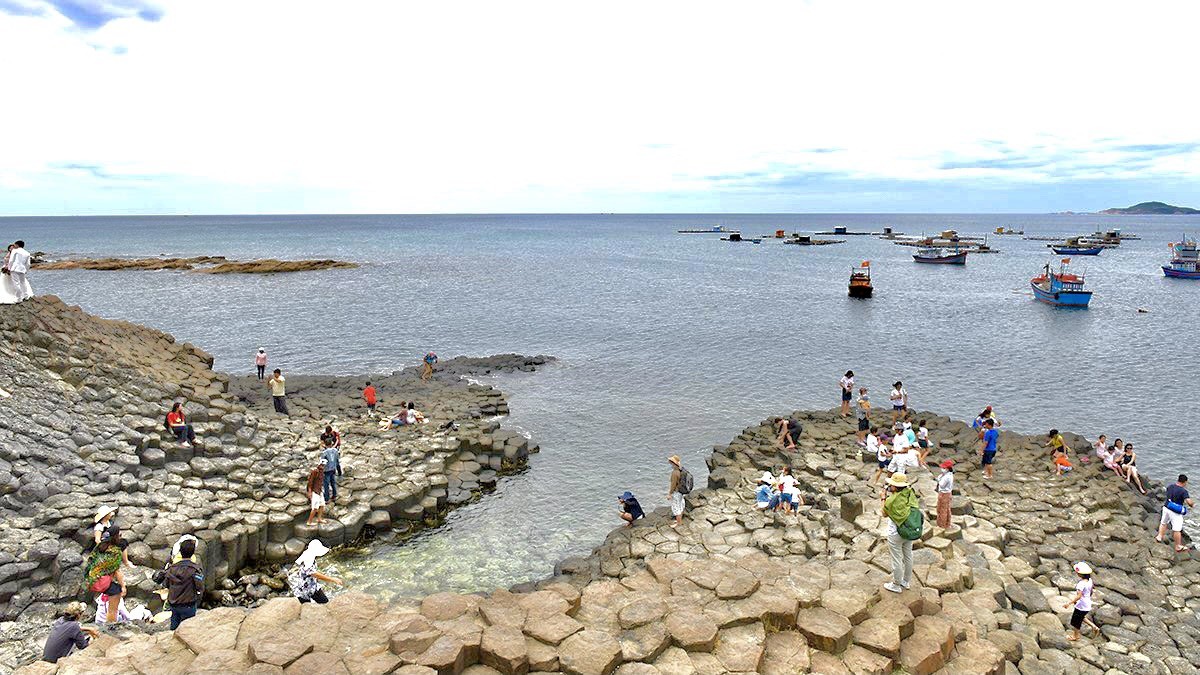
[897,506,924,541]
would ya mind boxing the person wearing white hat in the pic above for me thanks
[287,540,342,604]
[1063,561,1099,641]
[93,505,118,547]
[754,471,779,511]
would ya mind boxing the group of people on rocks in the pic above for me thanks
[0,240,34,304]
[753,468,806,513]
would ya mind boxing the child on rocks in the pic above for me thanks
[1063,561,1099,641]
[1053,447,1073,476]
[869,427,891,485]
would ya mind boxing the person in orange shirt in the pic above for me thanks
[166,402,195,446]
[363,381,377,418]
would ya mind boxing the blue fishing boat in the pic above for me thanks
[1163,240,1200,279]
[1031,259,1092,308]
[1051,245,1103,256]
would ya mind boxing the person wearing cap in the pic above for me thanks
[254,348,267,380]
[41,601,98,663]
[936,460,955,528]
[881,473,917,593]
[754,471,780,511]
[618,492,644,526]
[1062,561,1099,641]
[666,455,686,527]
[288,540,343,604]
[306,461,327,525]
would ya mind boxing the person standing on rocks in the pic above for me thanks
[882,473,919,592]
[869,426,891,486]
[306,460,327,524]
[363,381,377,417]
[667,455,689,528]
[41,601,98,663]
[890,381,908,424]
[267,369,288,415]
[85,527,127,624]
[979,418,999,479]
[936,460,954,528]
[854,387,871,446]
[1062,561,1099,641]
[164,538,204,630]
[1156,474,1194,552]
[839,370,855,417]
[321,441,341,504]
[166,402,196,446]
[618,491,644,526]
[254,348,267,380]
[5,240,33,302]
[422,351,438,381]
[288,540,342,604]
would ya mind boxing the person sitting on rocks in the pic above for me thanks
[306,460,327,525]
[380,401,409,430]
[618,491,644,526]
[85,526,127,625]
[407,401,426,424]
[320,424,341,449]
[1093,435,1122,477]
[164,538,204,630]
[868,426,891,486]
[1120,443,1147,495]
[775,417,802,450]
[754,471,780,511]
[166,402,196,446]
[288,539,343,604]
[1052,447,1073,476]
[41,601,98,664]
[1062,561,1100,641]
[1156,474,1194,553]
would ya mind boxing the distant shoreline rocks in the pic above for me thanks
[35,255,359,274]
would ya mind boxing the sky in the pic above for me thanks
[1,0,1199,215]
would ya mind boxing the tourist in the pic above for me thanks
[421,351,438,381]
[618,491,644,526]
[889,381,908,424]
[170,534,198,563]
[916,419,931,463]
[979,418,999,479]
[267,369,288,415]
[320,424,341,449]
[1,242,34,305]
[407,401,425,424]
[888,437,920,477]
[1156,474,1194,552]
[306,461,326,525]
[93,505,118,548]
[936,460,954,528]
[667,455,688,527]
[1045,429,1070,456]
[778,466,804,511]
[321,442,341,504]
[85,527,127,624]
[854,387,871,446]
[1062,561,1099,641]
[1093,435,1121,476]
[839,370,855,417]
[882,473,919,592]
[363,381,377,417]
[754,471,780,510]
[1109,438,1126,470]
[4,240,33,303]
[868,426,891,485]
[1121,443,1147,494]
[254,348,267,380]
[288,540,343,604]
[776,416,802,450]
[164,538,204,630]
[40,601,97,663]
[166,402,196,446]
[1052,447,1073,476]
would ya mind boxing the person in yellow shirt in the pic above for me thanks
[267,369,289,415]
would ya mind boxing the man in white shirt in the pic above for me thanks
[7,240,32,302]
[888,433,920,475]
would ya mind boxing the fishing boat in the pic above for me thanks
[848,261,873,298]
[720,232,761,243]
[1050,245,1103,256]
[1031,258,1092,308]
[994,227,1024,235]
[912,246,967,264]
[678,225,730,234]
[1162,239,1200,279]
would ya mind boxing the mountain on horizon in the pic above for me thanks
[1099,201,1200,215]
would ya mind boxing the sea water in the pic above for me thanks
[4,213,1198,596]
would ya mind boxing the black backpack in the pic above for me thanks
[678,468,694,494]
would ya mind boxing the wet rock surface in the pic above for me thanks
[35,257,358,274]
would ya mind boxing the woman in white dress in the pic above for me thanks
[0,243,33,304]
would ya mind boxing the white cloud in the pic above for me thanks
[2,0,1200,214]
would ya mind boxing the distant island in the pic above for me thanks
[1099,201,1200,215]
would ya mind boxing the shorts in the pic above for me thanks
[981,450,996,466]
[1070,608,1088,629]
[1058,465,1073,472]
[893,404,906,411]
[918,439,929,449]
[311,493,326,510]
[858,418,870,431]
[367,403,376,411]
[101,582,124,599]
[1161,506,1184,532]
[842,390,852,402]
[878,460,888,469]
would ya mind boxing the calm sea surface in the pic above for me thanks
[3,213,1198,596]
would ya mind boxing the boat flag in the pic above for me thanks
[1061,258,1071,264]
[861,261,870,267]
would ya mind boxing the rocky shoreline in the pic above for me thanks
[34,256,358,273]
[0,297,550,672]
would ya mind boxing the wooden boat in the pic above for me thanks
[913,246,967,264]
[1051,245,1103,256]
[678,225,730,234]
[848,261,873,298]
[1031,259,1092,308]
[994,227,1024,235]
[1163,240,1200,279]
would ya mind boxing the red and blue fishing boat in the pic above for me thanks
[1162,240,1200,279]
[912,246,968,264]
[1031,258,1092,308]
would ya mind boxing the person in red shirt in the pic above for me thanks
[363,381,377,418]
[166,402,196,446]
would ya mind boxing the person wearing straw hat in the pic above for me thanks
[881,473,919,593]
[1063,561,1099,641]
[41,601,97,663]
[666,455,688,528]
[287,540,343,604]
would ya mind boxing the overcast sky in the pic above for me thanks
[2,0,1198,215]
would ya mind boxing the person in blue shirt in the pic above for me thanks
[979,418,1000,479]
[1156,474,1194,553]
[618,491,644,526]
[754,472,780,510]
[321,442,341,503]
